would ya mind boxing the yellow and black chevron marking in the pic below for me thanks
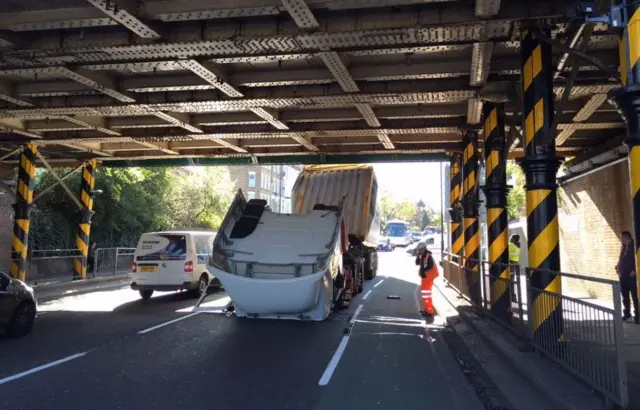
[619,4,640,87]
[449,154,464,257]
[482,103,511,319]
[521,28,563,343]
[10,144,37,281]
[73,160,97,280]
[462,131,481,304]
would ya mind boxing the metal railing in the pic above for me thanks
[0,247,136,285]
[93,247,136,277]
[441,252,628,408]
[525,268,627,408]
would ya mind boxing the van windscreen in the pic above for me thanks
[136,235,188,261]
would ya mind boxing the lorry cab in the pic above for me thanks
[130,230,217,300]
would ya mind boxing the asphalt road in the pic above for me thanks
[0,248,485,410]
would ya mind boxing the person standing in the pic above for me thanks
[617,231,639,323]
[415,242,439,318]
[87,242,97,275]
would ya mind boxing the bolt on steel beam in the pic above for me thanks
[177,60,243,98]
[281,0,319,29]
[56,67,136,103]
[317,52,359,93]
[86,0,163,39]
[150,112,203,133]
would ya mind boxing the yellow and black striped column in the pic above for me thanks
[519,28,563,344]
[73,160,97,280]
[480,103,511,322]
[609,3,640,291]
[462,130,482,304]
[10,144,37,281]
[448,154,464,259]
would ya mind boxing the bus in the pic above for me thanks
[385,219,412,247]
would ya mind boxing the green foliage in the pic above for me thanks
[380,192,417,228]
[380,193,441,231]
[29,166,233,249]
[506,160,526,220]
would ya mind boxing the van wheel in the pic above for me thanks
[6,301,36,337]
[193,274,209,298]
[139,290,154,300]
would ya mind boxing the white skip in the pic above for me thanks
[0,352,88,386]
[373,279,385,288]
[362,289,373,300]
[318,304,364,386]
[138,312,200,335]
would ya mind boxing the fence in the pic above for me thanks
[441,253,628,408]
[0,247,136,285]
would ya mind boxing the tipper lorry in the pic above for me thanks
[291,165,381,281]
[195,190,353,321]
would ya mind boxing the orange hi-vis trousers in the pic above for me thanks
[421,266,439,315]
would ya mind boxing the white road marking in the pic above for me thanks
[363,290,373,300]
[0,352,88,386]
[373,279,385,288]
[138,312,200,335]
[350,304,364,325]
[318,303,364,386]
[318,336,349,386]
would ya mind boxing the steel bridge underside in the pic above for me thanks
[0,0,625,171]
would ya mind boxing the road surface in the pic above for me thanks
[1,249,485,410]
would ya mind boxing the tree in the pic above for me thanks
[28,166,234,249]
[506,160,526,220]
[379,191,417,228]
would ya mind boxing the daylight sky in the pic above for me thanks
[371,162,445,211]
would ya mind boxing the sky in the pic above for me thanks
[371,162,445,211]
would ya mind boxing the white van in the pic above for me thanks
[130,230,217,300]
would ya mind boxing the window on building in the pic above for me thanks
[248,172,256,188]
[247,191,256,200]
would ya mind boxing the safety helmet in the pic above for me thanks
[417,242,427,251]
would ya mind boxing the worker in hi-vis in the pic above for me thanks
[415,242,439,317]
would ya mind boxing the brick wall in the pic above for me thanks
[558,160,631,301]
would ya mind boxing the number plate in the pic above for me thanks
[140,265,158,273]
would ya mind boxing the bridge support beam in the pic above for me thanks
[73,161,97,280]
[609,3,640,291]
[519,28,563,344]
[10,144,37,281]
[480,103,511,322]
[448,153,464,259]
[462,130,482,305]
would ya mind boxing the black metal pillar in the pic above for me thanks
[609,3,640,292]
[519,27,563,344]
[480,103,511,322]
[462,130,481,304]
[448,154,464,258]
[10,144,37,281]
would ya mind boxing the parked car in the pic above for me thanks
[411,231,422,242]
[0,270,37,337]
[130,230,218,300]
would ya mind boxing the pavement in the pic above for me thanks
[0,249,491,410]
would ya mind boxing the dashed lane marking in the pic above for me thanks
[350,304,364,325]
[319,304,364,386]
[138,312,201,335]
[363,290,373,300]
[373,279,385,288]
[0,352,88,386]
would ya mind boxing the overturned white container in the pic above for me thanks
[196,190,345,321]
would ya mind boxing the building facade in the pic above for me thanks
[228,164,303,213]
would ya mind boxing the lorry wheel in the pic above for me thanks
[356,260,364,293]
[139,290,154,300]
